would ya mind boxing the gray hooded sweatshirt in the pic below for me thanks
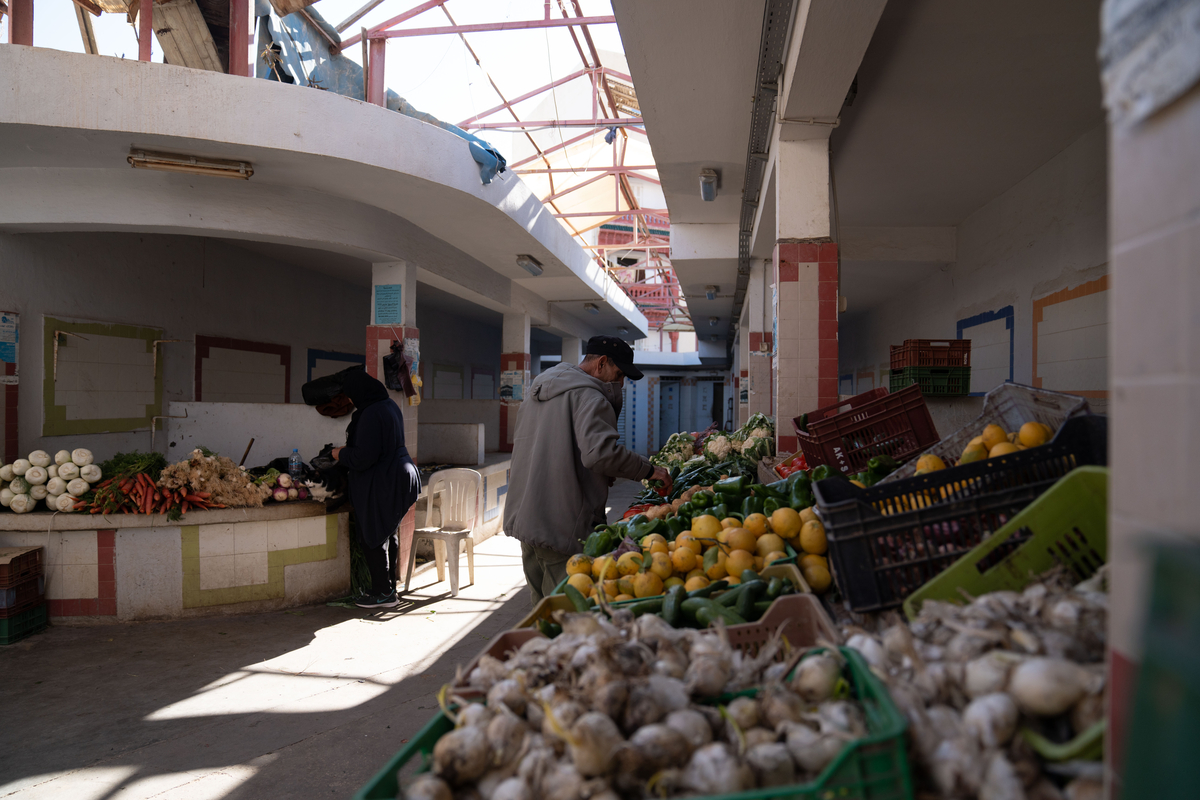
[503,362,653,554]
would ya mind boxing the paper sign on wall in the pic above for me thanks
[374,285,403,325]
[0,312,16,384]
[500,370,526,403]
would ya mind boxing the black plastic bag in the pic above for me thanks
[301,364,363,406]
[383,341,417,398]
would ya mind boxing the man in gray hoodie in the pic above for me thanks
[504,336,672,601]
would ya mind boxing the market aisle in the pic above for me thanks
[0,534,531,800]
[605,478,642,523]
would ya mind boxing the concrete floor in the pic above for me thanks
[0,481,644,800]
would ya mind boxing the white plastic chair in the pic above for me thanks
[403,468,480,597]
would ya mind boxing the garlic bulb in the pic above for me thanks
[963,692,1019,747]
[1008,657,1100,717]
[432,726,490,786]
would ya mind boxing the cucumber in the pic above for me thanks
[563,585,591,613]
[662,585,686,627]
[686,579,728,599]
[766,576,785,600]
[735,580,767,620]
[627,598,664,617]
[716,583,749,608]
[740,569,761,584]
[537,618,563,638]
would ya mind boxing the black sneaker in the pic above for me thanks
[355,592,399,609]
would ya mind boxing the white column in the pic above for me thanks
[500,313,531,452]
[561,336,583,366]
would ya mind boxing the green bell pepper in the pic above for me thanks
[810,464,847,484]
[866,455,900,485]
[713,476,746,496]
[583,526,620,557]
[766,479,791,498]
[709,502,728,520]
[741,496,764,517]
[666,516,688,537]
[690,490,713,509]
[763,497,782,515]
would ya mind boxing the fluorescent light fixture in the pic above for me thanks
[709,334,719,342]
[616,326,629,335]
[128,149,253,180]
[515,254,543,276]
[699,169,718,201]
[705,285,718,301]
[708,316,719,326]
[584,303,600,315]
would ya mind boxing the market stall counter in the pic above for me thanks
[0,501,349,623]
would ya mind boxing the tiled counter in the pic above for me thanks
[0,503,349,624]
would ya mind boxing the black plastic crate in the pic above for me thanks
[813,415,1107,613]
[0,603,48,645]
[0,573,46,617]
[0,546,42,588]
[889,366,971,397]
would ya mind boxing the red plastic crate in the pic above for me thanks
[0,573,46,618]
[793,384,939,474]
[0,547,42,589]
[890,339,971,370]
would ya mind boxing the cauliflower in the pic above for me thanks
[703,435,733,461]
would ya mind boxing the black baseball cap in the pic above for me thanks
[586,335,643,380]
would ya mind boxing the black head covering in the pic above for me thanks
[340,367,391,444]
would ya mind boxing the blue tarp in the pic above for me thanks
[254,2,506,184]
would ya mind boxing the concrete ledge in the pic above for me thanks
[418,423,485,466]
[0,500,333,532]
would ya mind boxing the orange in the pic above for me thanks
[685,568,706,581]
[981,424,1008,451]
[799,520,827,555]
[642,533,667,549]
[690,515,723,541]
[1019,421,1049,448]
[798,506,819,526]
[721,517,742,529]
[726,527,757,553]
[592,557,618,581]
[770,507,803,539]
[648,551,674,580]
[726,549,755,577]
[799,553,828,572]
[671,546,698,574]
[756,533,786,557]
[754,556,765,571]
[704,550,728,580]
[616,577,636,597]
[664,576,685,590]
[614,593,634,602]
[684,575,710,592]
[743,513,769,536]
[989,442,1020,457]
[567,573,593,595]
[633,571,664,598]
[763,550,788,567]
[566,554,593,576]
[676,533,703,556]
[724,575,742,586]
[617,551,645,576]
[803,564,832,593]
[647,540,670,555]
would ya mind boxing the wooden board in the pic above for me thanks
[148,0,223,72]
[269,0,318,15]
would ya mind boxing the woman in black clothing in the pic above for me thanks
[332,368,422,608]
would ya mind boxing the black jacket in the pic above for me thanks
[339,371,421,549]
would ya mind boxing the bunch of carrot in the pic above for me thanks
[74,473,225,516]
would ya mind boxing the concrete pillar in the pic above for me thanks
[680,378,696,435]
[562,336,583,366]
[137,0,153,61]
[229,0,251,76]
[745,259,774,423]
[773,139,836,456]
[367,38,386,106]
[8,0,33,46]
[499,312,531,452]
[367,262,419,573]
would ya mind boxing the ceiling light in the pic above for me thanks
[616,326,629,335]
[128,149,253,180]
[709,334,719,342]
[584,303,599,315]
[515,254,543,276]
[699,169,718,201]
[708,317,719,327]
[705,285,718,301]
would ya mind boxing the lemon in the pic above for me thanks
[803,564,832,593]
[691,515,723,541]
[567,573,594,595]
[989,442,1020,457]
[642,533,667,549]
[592,556,618,581]
[648,551,673,580]
[754,556,765,571]
[616,551,644,576]
[960,443,989,464]
[981,424,1008,451]
[799,553,828,572]
[670,546,698,574]
[614,593,634,602]
[704,550,728,580]
[756,533,786,557]
[721,517,742,529]
[763,550,788,567]
[566,554,593,576]
[770,507,803,539]
[1019,421,1049,448]
[743,513,769,536]
[915,454,947,473]
[664,576,685,590]
[675,533,704,556]
[726,528,757,553]
[647,540,669,555]
[1038,422,1055,440]
[684,575,710,592]
[602,579,620,597]
[616,577,635,596]
[726,549,755,577]
[798,506,819,526]
[632,572,664,598]
[969,435,985,447]
[799,520,828,555]
[724,575,742,586]
[685,568,706,581]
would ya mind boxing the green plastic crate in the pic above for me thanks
[889,366,971,397]
[353,647,912,800]
[0,602,48,645]
[902,466,1108,620]
[1120,543,1200,800]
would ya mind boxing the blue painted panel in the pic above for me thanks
[957,306,1014,396]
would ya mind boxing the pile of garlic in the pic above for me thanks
[843,566,1109,800]
[403,611,869,800]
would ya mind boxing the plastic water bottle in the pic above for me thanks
[288,449,303,481]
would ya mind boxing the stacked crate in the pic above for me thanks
[0,546,48,645]
[889,338,972,396]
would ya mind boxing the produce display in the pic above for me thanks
[842,566,1107,800]
[640,415,776,501]
[915,421,1057,475]
[418,611,879,800]
[0,449,102,514]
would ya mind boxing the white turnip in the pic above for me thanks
[28,450,51,468]
[24,466,47,486]
[80,464,102,483]
[71,448,94,466]
[54,450,73,466]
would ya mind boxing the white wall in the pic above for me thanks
[0,232,369,462]
[839,124,1109,409]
